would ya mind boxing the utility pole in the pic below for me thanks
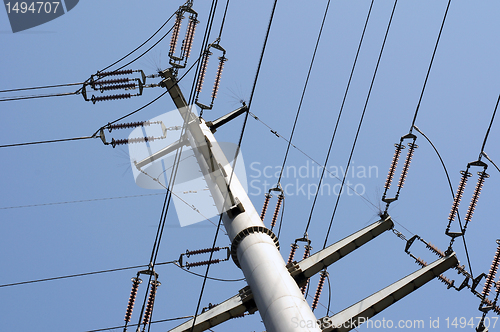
[157,68,321,332]
[135,68,459,332]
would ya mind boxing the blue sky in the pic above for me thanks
[1,1,500,331]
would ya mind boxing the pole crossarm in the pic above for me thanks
[167,217,394,332]
[289,215,394,287]
[318,252,459,332]
[168,286,257,332]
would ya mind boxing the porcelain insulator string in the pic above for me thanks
[260,193,271,221]
[482,244,500,297]
[270,194,283,229]
[142,280,160,326]
[312,270,327,310]
[124,277,142,323]
[91,93,131,104]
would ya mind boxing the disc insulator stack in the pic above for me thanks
[482,242,500,298]
[464,171,489,225]
[124,277,142,323]
[384,143,404,193]
[312,270,328,311]
[287,243,299,265]
[270,194,284,229]
[397,142,418,190]
[260,193,271,221]
[446,169,471,232]
[142,280,161,326]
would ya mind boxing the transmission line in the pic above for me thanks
[303,0,374,236]
[323,0,399,249]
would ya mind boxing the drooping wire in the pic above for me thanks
[276,0,332,186]
[302,0,373,237]
[412,124,474,278]
[323,0,399,250]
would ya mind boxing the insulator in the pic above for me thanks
[100,83,136,92]
[91,93,131,104]
[186,247,221,257]
[287,243,299,264]
[300,245,312,294]
[195,50,211,94]
[124,277,142,323]
[415,257,427,268]
[142,280,161,325]
[185,259,221,269]
[301,281,309,295]
[111,136,158,148]
[438,274,454,288]
[94,78,130,86]
[169,11,183,57]
[482,244,500,297]
[270,194,284,229]
[260,193,271,221]
[397,142,418,189]
[465,171,489,224]
[303,244,312,260]
[426,242,445,258]
[312,270,328,310]
[97,69,133,78]
[211,56,227,100]
[483,298,500,315]
[448,170,471,225]
[107,121,154,132]
[384,143,404,191]
[182,16,198,59]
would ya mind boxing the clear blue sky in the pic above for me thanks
[1,1,499,331]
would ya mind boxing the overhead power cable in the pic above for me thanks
[323,0,399,249]
[409,0,452,133]
[276,0,331,185]
[84,316,194,332]
[0,91,78,102]
[303,0,374,236]
[0,81,84,94]
[0,193,165,210]
[0,135,94,148]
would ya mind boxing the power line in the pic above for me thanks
[0,193,165,210]
[0,91,78,102]
[0,81,84,94]
[409,0,452,133]
[0,261,175,288]
[303,0,374,236]
[276,0,331,184]
[479,93,499,157]
[84,316,194,332]
[0,135,95,148]
[323,0,399,250]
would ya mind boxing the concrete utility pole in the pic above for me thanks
[158,68,321,332]
[136,68,459,332]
